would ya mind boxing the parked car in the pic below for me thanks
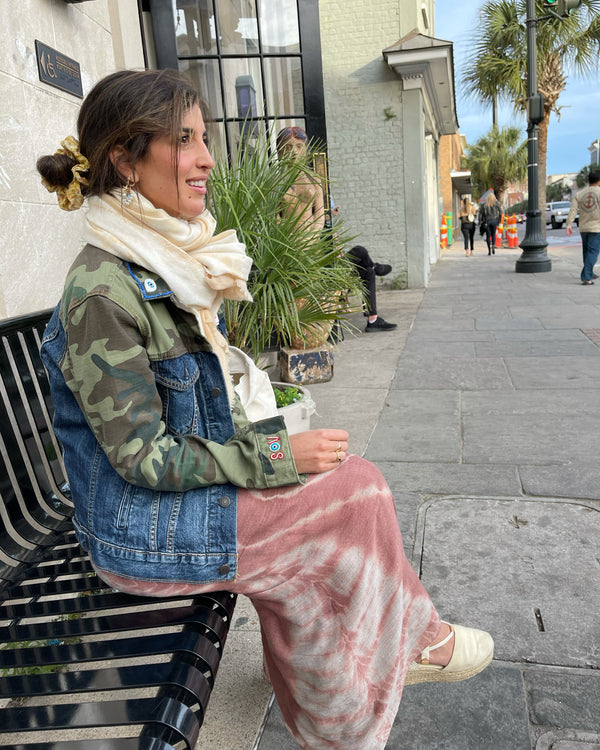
[545,201,578,229]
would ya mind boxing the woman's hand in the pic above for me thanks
[289,429,349,474]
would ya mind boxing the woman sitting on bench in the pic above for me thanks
[37,69,493,750]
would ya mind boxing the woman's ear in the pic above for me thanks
[109,146,134,181]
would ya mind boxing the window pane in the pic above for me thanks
[216,0,259,54]
[179,58,224,120]
[270,117,306,152]
[264,57,303,118]
[258,0,300,53]
[226,119,269,163]
[207,120,227,163]
[222,58,264,121]
[175,0,217,55]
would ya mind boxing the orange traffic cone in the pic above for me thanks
[495,217,504,248]
[440,214,447,249]
[510,215,519,247]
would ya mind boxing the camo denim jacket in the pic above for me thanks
[41,244,300,584]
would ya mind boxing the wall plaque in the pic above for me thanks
[35,40,83,98]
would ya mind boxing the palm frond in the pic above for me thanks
[209,126,364,360]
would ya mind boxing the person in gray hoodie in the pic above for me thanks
[566,171,600,285]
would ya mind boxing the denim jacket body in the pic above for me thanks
[40,246,297,585]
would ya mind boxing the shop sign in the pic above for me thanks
[35,40,83,98]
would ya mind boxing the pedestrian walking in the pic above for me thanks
[566,170,600,285]
[459,198,477,255]
[480,192,502,255]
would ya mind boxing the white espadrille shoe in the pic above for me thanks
[405,622,494,686]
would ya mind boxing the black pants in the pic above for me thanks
[347,245,377,315]
[485,221,498,251]
[461,225,475,250]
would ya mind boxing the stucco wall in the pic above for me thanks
[318,0,435,283]
[0,0,144,320]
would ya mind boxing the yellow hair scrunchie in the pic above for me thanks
[41,135,90,211]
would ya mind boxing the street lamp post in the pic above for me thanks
[515,0,552,273]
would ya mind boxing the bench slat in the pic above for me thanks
[0,310,237,747]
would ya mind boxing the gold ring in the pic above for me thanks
[337,442,342,450]
[336,450,342,463]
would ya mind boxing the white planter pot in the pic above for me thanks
[272,382,316,435]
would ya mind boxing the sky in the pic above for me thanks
[435,0,600,177]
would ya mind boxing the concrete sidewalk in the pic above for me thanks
[208,232,600,750]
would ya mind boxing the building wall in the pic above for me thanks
[318,0,434,282]
[2,0,446,319]
[0,0,144,320]
[439,131,468,244]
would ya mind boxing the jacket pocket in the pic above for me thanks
[152,354,200,436]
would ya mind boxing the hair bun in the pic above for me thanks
[36,152,76,189]
[36,137,90,211]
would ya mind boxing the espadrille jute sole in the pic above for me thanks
[404,622,494,686]
[404,649,493,686]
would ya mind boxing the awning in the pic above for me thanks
[383,30,458,136]
[451,169,473,196]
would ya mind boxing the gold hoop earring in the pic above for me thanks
[122,177,135,206]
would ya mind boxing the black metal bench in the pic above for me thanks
[0,309,236,750]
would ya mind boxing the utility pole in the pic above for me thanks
[515,0,551,273]
[515,0,582,272]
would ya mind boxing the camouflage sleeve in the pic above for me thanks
[62,294,301,491]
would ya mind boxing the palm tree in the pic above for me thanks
[462,0,600,211]
[467,124,528,202]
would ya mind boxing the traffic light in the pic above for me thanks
[543,0,582,16]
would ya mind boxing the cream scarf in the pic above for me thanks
[83,192,253,403]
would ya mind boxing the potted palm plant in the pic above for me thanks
[208,128,364,379]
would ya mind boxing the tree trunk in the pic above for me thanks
[536,52,566,237]
[537,114,550,237]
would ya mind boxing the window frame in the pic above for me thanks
[144,0,327,154]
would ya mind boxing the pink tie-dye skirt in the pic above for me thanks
[96,455,440,749]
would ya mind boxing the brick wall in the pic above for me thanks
[319,0,433,279]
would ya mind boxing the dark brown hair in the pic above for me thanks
[36,69,202,198]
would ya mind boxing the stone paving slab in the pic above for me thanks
[510,312,600,330]
[397,330,495,342]
[519,464,600,501]
[257,667,533,750]
[535,729,600,749]
[391,355,512,389]
[476,317,545,330]
[505,356,600,389]
[410,317,478,332]
[462,390,600,465]
[401,340,478,356]
[391,666,531,749]
[474,336,600,358]
[525,672,600,734]
[374,460,523,497]
[365,390,461,463]
[412,497,600,668]
[492,329,592,342]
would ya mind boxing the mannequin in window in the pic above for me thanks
[276,126,325,241]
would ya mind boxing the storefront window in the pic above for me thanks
[258,0,300,53]
[149,0,324,155]
[217,0,259,54]
[175,0,216,56]
[179,57,223,119]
